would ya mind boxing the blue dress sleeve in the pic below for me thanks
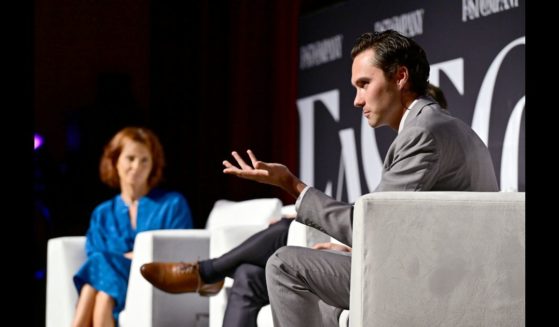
[84,206,111,256]
[132,190,194,233]
[166,193,193,229]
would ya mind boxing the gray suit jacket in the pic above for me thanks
[297,96,499,246]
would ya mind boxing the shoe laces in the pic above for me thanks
[177,262,196,273]
[177,261,203,292]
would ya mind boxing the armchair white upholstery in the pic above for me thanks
[349,191,525,326]
[205,198,282,231]
[119,229,211,327]
[46,236,87,327]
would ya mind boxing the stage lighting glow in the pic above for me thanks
[34,133,44,150]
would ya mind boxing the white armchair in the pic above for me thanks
[349,191,525,326]
[258,192,525,327]
[46,197,283,327]
[46,230,212,327]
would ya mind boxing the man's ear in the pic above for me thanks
[395,66,409,90]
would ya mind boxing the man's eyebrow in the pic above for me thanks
[353,77,370,85]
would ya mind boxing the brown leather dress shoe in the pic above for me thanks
[140,262,224,296]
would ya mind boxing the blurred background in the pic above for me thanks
[32,0,343,325]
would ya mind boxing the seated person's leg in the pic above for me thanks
[141,218,293,295]
[201,217,293,283]
[222,263,269,327]
[72,284,97,327]
[92,291,116,327]
[266,246,350,327]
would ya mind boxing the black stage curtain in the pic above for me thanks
[149,0,301,228]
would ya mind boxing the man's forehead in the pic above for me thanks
[352,52,380,80]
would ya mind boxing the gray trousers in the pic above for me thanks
[266,246,351,327]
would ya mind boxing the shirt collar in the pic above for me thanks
[398,98,419,134]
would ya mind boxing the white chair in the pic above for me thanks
[46,230,212,327]
[260,192,525,327]
[46,197,283,327]
[349,192,525,326]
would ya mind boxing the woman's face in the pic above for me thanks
[116,140,153,188]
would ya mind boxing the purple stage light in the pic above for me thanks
[34,133,44,150]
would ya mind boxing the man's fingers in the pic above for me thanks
[223,150,271,182]
[231,151,252,170]
[247,149,259,167]
[311,242,351,253]
[312,242,330,250]
[223,160,242,172]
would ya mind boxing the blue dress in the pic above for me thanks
[73,188,193,321]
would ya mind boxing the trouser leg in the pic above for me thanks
[266,246,350,327]
[222,264,269,327]
[200,218,292,283]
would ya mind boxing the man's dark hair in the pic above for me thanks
[351,30,430,96]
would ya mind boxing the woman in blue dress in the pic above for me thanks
[72,127,193,327]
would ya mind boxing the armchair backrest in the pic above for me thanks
[205,198,282,231]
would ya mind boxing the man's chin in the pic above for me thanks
[367,119,380,128]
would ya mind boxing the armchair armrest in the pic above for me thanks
[46,236,86,327]
[119,229,211,327]
[286,219,330,247]
[349,192,525,326]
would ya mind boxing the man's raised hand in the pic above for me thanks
[222,149,306,198]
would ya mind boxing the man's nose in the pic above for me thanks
[354,93,364,108]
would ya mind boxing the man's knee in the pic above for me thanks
[232,264,265,287]
[230,264,268,304]
[265,246,303,281]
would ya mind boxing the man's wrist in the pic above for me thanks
[287,177,306,198]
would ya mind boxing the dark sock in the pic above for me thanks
[198,259,223,284]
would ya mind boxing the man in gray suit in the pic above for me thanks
[223,30,499,327]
